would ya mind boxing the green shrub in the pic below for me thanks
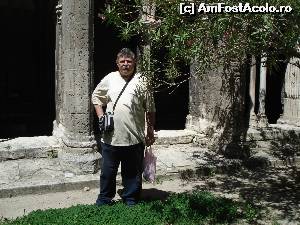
[1,191,257,225]
[1,203,162,225]
[243,202,259,223]
[150,191,240,224]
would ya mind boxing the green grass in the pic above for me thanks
[0,191,258,225]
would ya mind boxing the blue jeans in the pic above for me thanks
[96,142,144,205]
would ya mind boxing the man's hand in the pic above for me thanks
[94,104,105,134]
[98,115,105,134]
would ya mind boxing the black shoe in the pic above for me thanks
[95,199,114,206]
[125,201,137,206]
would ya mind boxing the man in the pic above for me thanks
[92,48,156,206]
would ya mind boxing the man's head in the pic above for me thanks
[116,48,136,79]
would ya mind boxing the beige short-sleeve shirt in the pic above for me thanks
[92,71,155,146]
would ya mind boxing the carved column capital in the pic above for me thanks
[55,4,62,25]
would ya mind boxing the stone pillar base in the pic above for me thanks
[278,118,300,127]
[53,121,101,175]
[257,113,269,128]
[249,112,258,128]
[58,149,101,175]
[279,98,300,127]
[186,114,216,133]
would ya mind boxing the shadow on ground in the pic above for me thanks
[192,167,300,223]
[116,188,170,202]
[141,188,170,202]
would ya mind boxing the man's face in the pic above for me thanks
[117,56,135,78]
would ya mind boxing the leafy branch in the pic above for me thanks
[100,0,300,85]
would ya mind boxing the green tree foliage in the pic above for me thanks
[101,0,300,82]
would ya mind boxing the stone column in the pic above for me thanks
[139,0,157,47]
[55,1,62,125]
[53,0,100,175]
[137,1,157,80]
[249,56,257,127]
[142,0,156,20]
[257,56,268,126]
[279,53,300,126]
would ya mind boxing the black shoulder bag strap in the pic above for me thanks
[112,77,132,112]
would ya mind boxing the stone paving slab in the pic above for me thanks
[0,136,60,161]
[246,125,300,141]
[0,158,63,186]
[154,129,197,145]
[0,144,207,198]
[0,173,100,199]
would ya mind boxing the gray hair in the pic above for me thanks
[116,48,136,61]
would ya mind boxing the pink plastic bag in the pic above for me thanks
[143,146,157,183]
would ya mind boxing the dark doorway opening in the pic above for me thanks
[154,72,190,130]
[0,1,56,138]
[265,56,287,124]
[152,49,190,130]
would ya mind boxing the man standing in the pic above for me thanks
[92,48,156,206]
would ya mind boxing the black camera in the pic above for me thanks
[99,112,114,133]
